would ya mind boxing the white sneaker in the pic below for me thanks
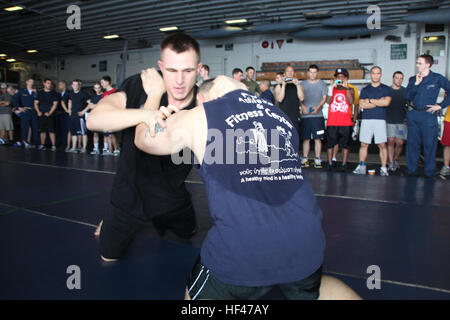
[79,148,87,154]
[51,146,57,151]
[394,160,400,171]
[440,166,450,176]
[380,166,389,177]
[38,145,46,151]
[24,141,32,149]
[113,149,121,156]
[90,148,100,155]
[314,158,322,169]
[68,148,78,153]
[353,164,367,175]
[388,162,395,172]
[0,138,5,145]
[102,150,113,156]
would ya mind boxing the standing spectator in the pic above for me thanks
[386,71,408,172]
[353,66,392,176]
[34,79,59,151]
[325,68,355,171]
[258,80,275,104]
[198,64,210,86]
[0,84,14,144]
[274,65,304,134]
[68,80,89,153]
[404,54,450,177]
[300,65,327,168]
[87,83,103,155]
[232,68,243,82]
[241,66,259,95]
[12,78,39,148]
[55,81,71,150]
[440,103,450,176]
[331,77,360,167]
[100,76,120,156]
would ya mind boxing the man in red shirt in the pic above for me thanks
[325,68,355,171]
[100,76,120,156]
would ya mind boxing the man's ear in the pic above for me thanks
[197,63,203,74]
[157,60,163,71]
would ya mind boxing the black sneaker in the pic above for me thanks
[326,162,334,171]
[332,160,338,169]
[340,163,348,172]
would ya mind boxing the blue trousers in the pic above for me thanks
[20,109,39,145]
[406,110,438,176]
[55,112,70,148]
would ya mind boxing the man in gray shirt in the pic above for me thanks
[0,84,14,144]
[300,65,327,168]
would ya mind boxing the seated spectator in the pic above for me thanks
[232,68,243,82]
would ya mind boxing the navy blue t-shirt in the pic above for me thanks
[36,90,59,113]
[360,83,391,120]
[68,91,89,116]
[260,89,275,105]
[196,89,325,286]
[89,93,102,105]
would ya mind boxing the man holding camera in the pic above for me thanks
[325,68,355,171]
[274,65,304,135]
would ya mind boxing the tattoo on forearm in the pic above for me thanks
[155,123,165,134]
[144,128,151,139]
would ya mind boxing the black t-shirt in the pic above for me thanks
[278,83,300,127]
[68,91,89,115]
[36,90,59,113]
[386,87,407,124]
[111,74,198,218]
[56,91,70,114]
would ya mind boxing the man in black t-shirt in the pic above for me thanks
[274,65,304,134]
[34,79,59,150]
[87,33,200,262]
[386,71,407,172]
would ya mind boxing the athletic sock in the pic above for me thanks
[94,142,99,150]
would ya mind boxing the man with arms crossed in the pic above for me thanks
[87,33,200,261]
[135,75,360,300]
[353,67,392,176]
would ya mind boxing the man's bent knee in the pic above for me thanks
[318,275,362,300]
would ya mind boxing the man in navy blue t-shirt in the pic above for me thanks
[353,66,392,176]
[135,72,361,300]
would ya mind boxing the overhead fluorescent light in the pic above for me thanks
[0,53,7,57]
[6,58,16,62]
[103,34,120,39]
[225,19,247,24]
[160,26,179,32]
[4,6,23,12]
[27,49,38,53]
[304,10,330,17]
[424,36,439,41]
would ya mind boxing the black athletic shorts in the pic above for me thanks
[187,256,323,300]
[326,126,352,149]
[38,115,55,133]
